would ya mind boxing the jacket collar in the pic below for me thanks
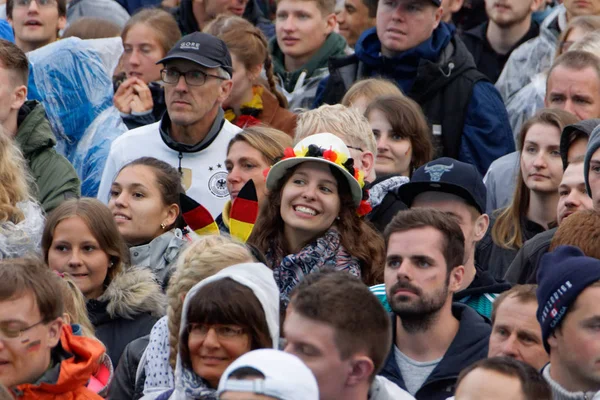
[159,107,225,153]
[129,229,185,270]
[381,303,491,395]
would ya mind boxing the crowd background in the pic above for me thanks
[1,0,600,399]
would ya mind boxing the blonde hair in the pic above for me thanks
[569,30,600,57]
[166,235,254,369]
[57,275,96,338]
[204,15,288,108]
[295,104,377,155]
[341,78,404,108]
[556,16,600,58]
[0,127,30,224]
[227,125,292,165]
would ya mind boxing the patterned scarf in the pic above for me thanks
[268,228,362,307]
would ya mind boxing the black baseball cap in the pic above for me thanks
[157,32,233,74]
[431,0,441,5]
[560,119,600,169]
[398,157,487,214]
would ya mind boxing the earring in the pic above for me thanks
[160,223,166,230]
[336,216,340,221]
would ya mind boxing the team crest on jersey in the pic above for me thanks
[424,163,454,182]
[208,169,229,198]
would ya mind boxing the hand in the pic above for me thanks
[113,78,136,114]
[129,78,154,114]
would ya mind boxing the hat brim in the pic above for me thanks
[398,181,484,214]
[156,54,233,74]
[266,158,363,207]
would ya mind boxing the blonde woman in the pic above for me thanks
[0,126,44,259]
[110,235,256,399]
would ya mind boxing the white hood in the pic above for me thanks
[170,262,280,399]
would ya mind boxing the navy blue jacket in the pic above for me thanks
[380,303,490,400]
[316,24,514,175]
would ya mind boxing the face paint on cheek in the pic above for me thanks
[25,340,42,353]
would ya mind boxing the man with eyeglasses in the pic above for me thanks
[7,0,66,52]
[98,32,240,218]
[0,258,106,398]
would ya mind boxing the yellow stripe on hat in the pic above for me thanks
[194,222,220,237]
[230,219,254,243]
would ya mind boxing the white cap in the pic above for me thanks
[217,349,319,400]
[265,133,364,206]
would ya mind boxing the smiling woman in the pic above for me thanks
[42,198,166,366]
[248,133,385,307]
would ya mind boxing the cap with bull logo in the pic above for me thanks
[157,32,233,74]
[397,157,487,214]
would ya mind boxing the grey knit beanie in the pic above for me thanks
[584,124,600,196]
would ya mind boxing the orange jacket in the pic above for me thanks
[13,325,105,399]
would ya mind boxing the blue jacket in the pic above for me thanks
[380,303,490,400]
[316,24,515,175]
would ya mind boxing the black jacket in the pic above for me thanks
[365,175,408,234]
[504,228,556,284]
[380,304,490,400]
[109,335,149,400]
[87,268,165,366]
[454,266,512,320]
[461,21,540,83]
[320,33,487,164]
[173,0,274,38]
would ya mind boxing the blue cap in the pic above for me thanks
[398,157,486,214]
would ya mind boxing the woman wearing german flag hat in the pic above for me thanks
[248,133,385,307]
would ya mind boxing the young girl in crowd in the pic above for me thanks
[108,157,188,288]
[341,78,404,114]
[219,126,292,233]
[154,253,279,399]
[114,8,182,129]
[489,109,579,278]
[0,127,44,259]
[110,236,257,399]
[203,15,296,136]
[365,95,433,178]
[248,133,385,305]
[43,198,166,366]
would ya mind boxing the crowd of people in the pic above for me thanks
[1,0,600,399]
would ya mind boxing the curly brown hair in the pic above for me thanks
[248,164,384,285]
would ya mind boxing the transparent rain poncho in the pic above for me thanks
[0,201,45,259]
[27,37,128,197]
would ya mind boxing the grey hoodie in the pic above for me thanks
[166,262,280,400]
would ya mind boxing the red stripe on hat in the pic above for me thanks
[230,197,259,225]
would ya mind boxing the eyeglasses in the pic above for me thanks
[14,0,57,7]
[0,320,45,340]
[347,145,364,152]
[187,323,245,340]
[161,68,225,87]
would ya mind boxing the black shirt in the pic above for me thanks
[461,21,540,83]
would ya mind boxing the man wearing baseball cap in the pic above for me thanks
[371,157,511,320]
[536,245,600,398]
[98,32,241,218]
[316,0,514,176]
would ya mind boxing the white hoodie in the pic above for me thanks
[166,262,280,400]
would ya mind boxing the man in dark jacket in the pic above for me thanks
[316,0,514,175]
[173,0,274,38]
[397,158,511,319]
[461,0,541,83]
[504,119,597,284]
[380,208,490,399]
[0,40,79,213]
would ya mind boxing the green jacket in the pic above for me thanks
[15,101,80,213]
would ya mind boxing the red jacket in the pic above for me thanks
[13,325,105,399]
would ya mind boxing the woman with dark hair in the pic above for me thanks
[114,8,182,129]
[43,198,166,366]
[248,133,385,306]
[155,261,279,399]
[108,157,188,288]
[365,95,433,178]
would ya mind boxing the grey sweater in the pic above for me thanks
[543,365,600,400]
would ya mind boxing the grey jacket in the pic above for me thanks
[67,0,130,28]
[129,229,187,289]
[484,151,519,214]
